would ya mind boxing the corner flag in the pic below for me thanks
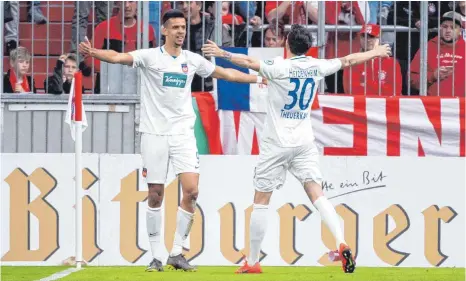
[65,72,88,140]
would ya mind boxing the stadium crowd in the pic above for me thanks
[2,1,466,96]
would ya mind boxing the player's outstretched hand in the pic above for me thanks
[202,40,223,58]
[374,44,392,58]
[78,36,93,57]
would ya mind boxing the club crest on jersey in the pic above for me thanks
[142,168,147,178]
[181,63,188,74]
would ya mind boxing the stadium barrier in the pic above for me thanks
[1,93,140,154]
[2,94,464,157]
[1,153,464,267]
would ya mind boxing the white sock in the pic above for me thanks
[248,204,268,265]
[146,206,162,260]
[170,207,194,257]
[313,196,346,249]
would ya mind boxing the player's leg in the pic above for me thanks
[290,143,355,273]
[166,133,199,271]
[141,133,169,272]
[236,142,288,274]
[245,191,272,272]
[171,172,198,257]
[304,181,355,273]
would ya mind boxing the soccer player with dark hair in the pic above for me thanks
[79,9,264,272]
[202,24,391,274]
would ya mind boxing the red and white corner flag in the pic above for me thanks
[65,72,88,140]
[64,72,86,269]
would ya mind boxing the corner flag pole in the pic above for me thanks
[74,72,83,269]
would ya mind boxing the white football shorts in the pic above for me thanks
[253,141,322,192]
[141,132,199,184]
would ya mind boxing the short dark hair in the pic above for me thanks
[265,19,286,39]
[287,24,312,56]
[162,9,185,25]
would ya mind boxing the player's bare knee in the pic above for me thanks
[253,190,272,205]
[183,187,199,203]
[148,184,164,208]
[304,180,324,203]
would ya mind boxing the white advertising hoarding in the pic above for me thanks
[1,154,464,267]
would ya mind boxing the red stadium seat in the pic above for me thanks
[19,22,73,40]
[21,39,71,56]
[19,5,75,23]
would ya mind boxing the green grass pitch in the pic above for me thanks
[1,266,464,281]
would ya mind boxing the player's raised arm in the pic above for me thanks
[211,66,265,84]
[79,37,133,66]
[202,40,261,72]
[339,44,392,68]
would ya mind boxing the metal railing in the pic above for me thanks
[1,93,140,153]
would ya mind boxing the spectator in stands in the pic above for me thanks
[45,53,82,94]
[387,1,451,95]
[265,1,318,25]
[265,1,318,46]
[205,1,260,27]
[4,1,48,55]
[368,1,392,24]
[325,1,370,94]
[4,2,13,23]
[149,1,172,43]
[177,1,215,91]
[264,19,286,47]
[343,24,402,96]
[27,1,48,24]
[222,1,244,25]
[3,47,36,93]
[201,1,260,47]
[71,1,114,53]
[4,1,19,55]
[233,1,258,25]
[410,11,465,97]
[81,1,156,93]
[456,1,466,40]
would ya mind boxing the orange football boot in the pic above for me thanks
[235,260,262,274]
[339,243,356,273]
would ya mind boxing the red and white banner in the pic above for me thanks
[208,96,465,157]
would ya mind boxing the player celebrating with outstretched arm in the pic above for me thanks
[202,24,391,274]
[79,9,264,272]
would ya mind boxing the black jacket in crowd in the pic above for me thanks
[45,60,84,94]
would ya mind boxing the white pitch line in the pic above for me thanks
[36,268,82,281]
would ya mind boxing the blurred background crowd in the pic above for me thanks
[2,1,465,96]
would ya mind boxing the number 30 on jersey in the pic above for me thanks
[284,78,316,111]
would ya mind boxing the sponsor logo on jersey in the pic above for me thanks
[264,60,274,65]
[181,63,188,74]
[163,73,187,88]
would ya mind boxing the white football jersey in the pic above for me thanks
[259,55,342,147]
[129,46,215,135]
